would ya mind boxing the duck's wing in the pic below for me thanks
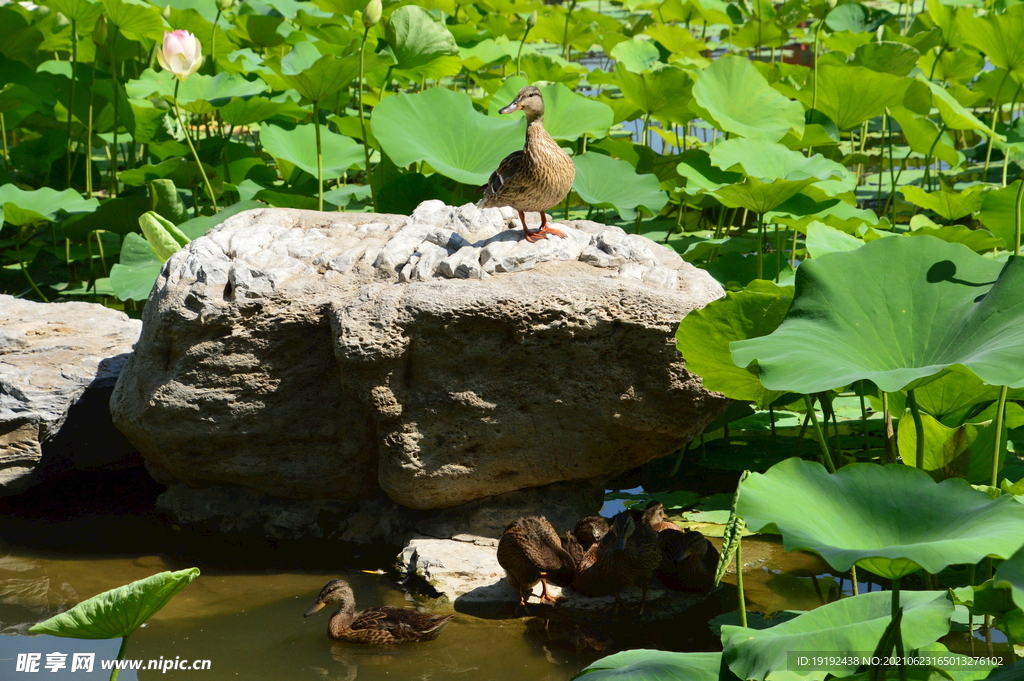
[480,150,525,197]
[352,606,452,635]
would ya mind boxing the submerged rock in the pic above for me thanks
[111,201,727,518]
[0,295,141,495]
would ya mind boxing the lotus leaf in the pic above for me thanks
[46,0,103,23]
[101,0,165,42]
[825,3,893,33]
[850,41,920,76]
[916,75,1002,137]
[956,4,1024,74]
[805,221,864,257]
[732,236,1024,393]
[737,458,1024,579]
[126,69,269,115]
[610,37,662,73]
[489,78,613,141]
[901,185,985,221]
[109,233,164,301]
[984,661,1024,681]
[995,545,1024,611]
[138,211,189,263]
[614,63,694,126]
[675,280,792,408]
[723,590,953,681]
[571,649,732,681]
[274,41,367,103]
[691,55,803,142]
[806,65,909,131]
[29,568,199,639]
[385,5,460,79]
[978,181,1022,249]
[259,123,365,180]
[0,185,98,226]
[885,365,1008,423]
[372,87,521,186]
[572,153,667,220]
[897,410,1002,483]
[642,23,706,61]
[217,96,306,127]
[890,105,963,168]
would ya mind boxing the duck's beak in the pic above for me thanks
[303,600,325,617]
[498,97,523,115]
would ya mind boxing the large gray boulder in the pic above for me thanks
[0,296,141,495]
[111,201,727,514]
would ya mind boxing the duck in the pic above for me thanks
[572,510,662,613]
[656,529,720,592]
[497,516,576,610]
[573,515,611,550]
[303,579,453,644]
[477,85,576,243]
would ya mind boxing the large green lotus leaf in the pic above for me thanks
[808,65,909,131]
[825,2,894,33]
[125,69,269,115]
[713,177,820,215]
[273,41,380,104]
[0,185,98,226]
[737,458,1024,578]
[805,221,865,257]
[109,233,164,301]
[984,661,1024,681]
[978,181,1022,249]
[610,37,662,73]
[260,123,364,180]
[907,217,1004,253]
[821,642,995,681]
[675,281,792,409]
[642,23,707,61]
[722,590,953,681]
[372,87,522,186]
[571,650,734,681]
[956,4,1024,73]
[709,139,849,185]
[572,152,668,221]
[217,96,306,127]
[614,63,695,126]
[884,364,1010,423]
[901,185,985,221]
[889,106,963,168]
[926,0,963,49]
[385,5,459,79]
[995,545,1024,611]
[850,41,920,76]
[101,0,165,42]
[731,237,1024,393]
[489,79,613,141]
[917,75,1002,137]
[29,569,199,639]
[46,0,102,23]
[676,149,743,194]
[897,410,1002,483]
[691,55,803,142]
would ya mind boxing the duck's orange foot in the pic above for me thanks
[524,226,568,242]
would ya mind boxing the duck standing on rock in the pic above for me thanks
[304,579,453,644]
[477,85,576,243]
[573,510,662,613]
[497,516,576,610]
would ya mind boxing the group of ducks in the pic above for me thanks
[498,501,721,613]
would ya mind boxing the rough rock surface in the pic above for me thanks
[0,295,141,495]
[397,536,715,619]
[111,201,727,511]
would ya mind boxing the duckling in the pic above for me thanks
[573,510,661,613]
[478,85,575,243]
[497,516,576,609]
[304,579,453,644]
[657,530,720,592]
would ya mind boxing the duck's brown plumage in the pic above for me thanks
[573,515,611,549]
[478,85,575,243]
[304,579,453,644]
[497,516,576,608]
[657,530,720,592]
[572,510,661,612]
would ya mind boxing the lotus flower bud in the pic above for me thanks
[162,4,171,19]
[93,15,107,46]
[157,30,203,81]
[526,10,537,28]
[362,0,382,28]
[216,0,235,11]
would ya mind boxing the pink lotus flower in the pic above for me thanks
[157,30,203,81]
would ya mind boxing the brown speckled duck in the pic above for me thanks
[497,516,576,610]
[572,510,661,613]
[573,515,611,549]
[304,579,453,644]
[657,530,720,592]
[477,85,576,243]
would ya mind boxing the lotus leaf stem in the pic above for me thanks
[736,532,747,627]
[906,389,924,470]
[314,100,324,211]
[109,26,119,197]
[109,636,129,681]
[0,112,8,171]
[756,214,764,281]
[172,80,218,211]
[15,240,47,302]
[792,411,810,456]
[65,18,77,189]
[991,384,1008,487]
[358,24,375,209]
[1014,160,1024,256]
[804,394,836,473]
[982,70,1010,181]
[851,565,859,595]
[515,23,533,76]
[891,576,906,681]
[211,10,221,76]
[1000,83,1022,187]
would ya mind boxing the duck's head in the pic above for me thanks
[499,85,544,121]
[670,531,709,563]
[303,579,355,617]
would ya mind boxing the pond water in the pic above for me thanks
[0,468,1004,680]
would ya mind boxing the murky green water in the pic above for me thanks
[0,468,897,681]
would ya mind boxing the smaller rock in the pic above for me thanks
[580,245,626,268]
[438,246,488,279]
